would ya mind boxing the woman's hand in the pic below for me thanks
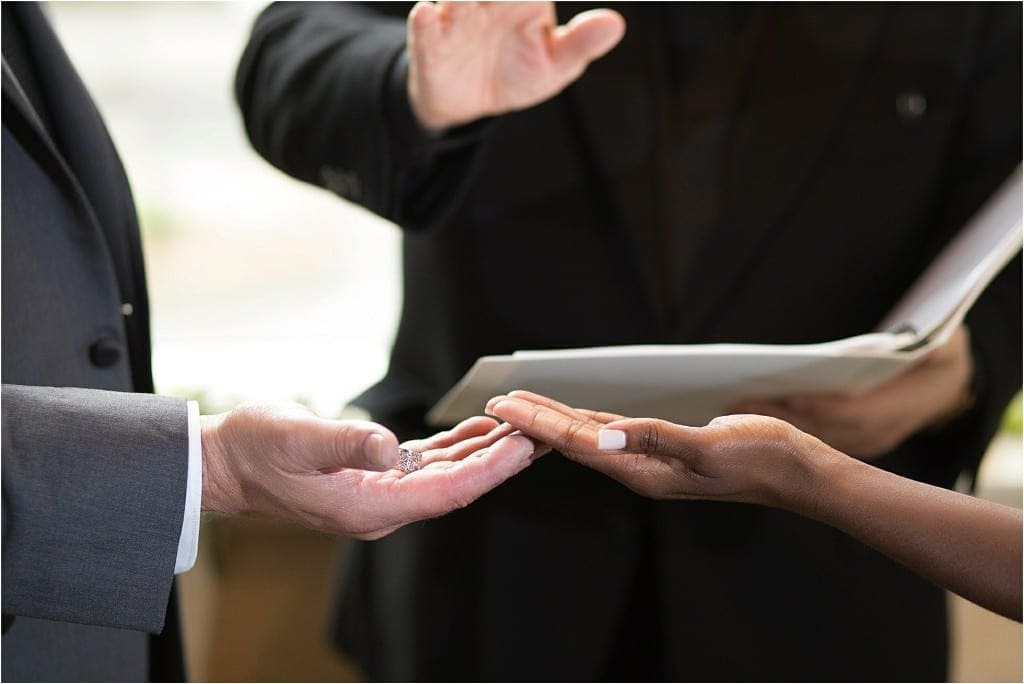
[487,390,1023,621]
[486,390,837,507]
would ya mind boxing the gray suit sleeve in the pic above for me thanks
[1,385,188,634]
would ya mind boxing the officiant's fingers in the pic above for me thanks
[733,397,889,459]
[788,390,927,458]
[489,396,603,454]
[419,421,517,466]
[730,399,823,438]
[732,398,812,424]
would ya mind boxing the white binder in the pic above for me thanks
[427,169,1023,427]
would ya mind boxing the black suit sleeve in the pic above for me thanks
[922,3,1022,484]
[1,386,188,633]
[236,1,498,231]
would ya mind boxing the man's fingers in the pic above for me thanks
[550,9,625,73]
[313,432,535,537]
[489,396,600,453]
[402,415,499,454]
[393,433,535,521]
[418,421,515,467]
[307,419,401,472]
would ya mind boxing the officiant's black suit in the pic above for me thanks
[237,3,1022,679]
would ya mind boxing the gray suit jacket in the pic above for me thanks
[2,3,188,680]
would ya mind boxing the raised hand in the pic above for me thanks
[485,390,829,506]
[201,404,541,539]
[406,1,626,131]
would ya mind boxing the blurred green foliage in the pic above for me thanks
[1003,393,1022,435]
[138,203,180,243]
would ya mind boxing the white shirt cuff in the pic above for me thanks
[174,400,203,574]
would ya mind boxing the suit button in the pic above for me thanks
[89,338,121,367]
[896,90,927,120]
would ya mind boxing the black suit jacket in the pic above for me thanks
[1,4,185,681]
[237,3,1022,680]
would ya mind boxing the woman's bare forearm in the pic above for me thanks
[781,448,1022,621]
[486,392,1022,619]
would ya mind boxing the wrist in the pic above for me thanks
[762,435,849,517]
[925,325,977,431]
[200,412,242,515]
[406,64,451,135]
[930,360,978,431]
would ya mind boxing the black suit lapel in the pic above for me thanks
[15,3,143,261]
[674,6,889,342]
[2,2,155,392]
[2,60,88,215]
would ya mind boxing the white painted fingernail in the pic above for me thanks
[598,429,627,450]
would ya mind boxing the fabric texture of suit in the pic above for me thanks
[2,3,187,681]
[236,3,1023,680]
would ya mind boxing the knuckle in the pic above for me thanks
[638,421,664,455]
[527,405,544,429]
[564,419,587,449]
[332,424,358,460]
[276,420,307,457]
[627,452,648,470]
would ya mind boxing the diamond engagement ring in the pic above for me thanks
[396,447,422,474]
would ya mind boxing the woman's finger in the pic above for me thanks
[489,395,602,454]
[598,417,707,462]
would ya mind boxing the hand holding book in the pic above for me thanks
[731,325,975,459]
[429,169,1021,428]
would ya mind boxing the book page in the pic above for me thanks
[427,347,919,427]
[878,168,1022,341]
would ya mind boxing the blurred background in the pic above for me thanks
[47,2,1022,681]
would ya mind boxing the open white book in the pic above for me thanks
[427,169,1023,427]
